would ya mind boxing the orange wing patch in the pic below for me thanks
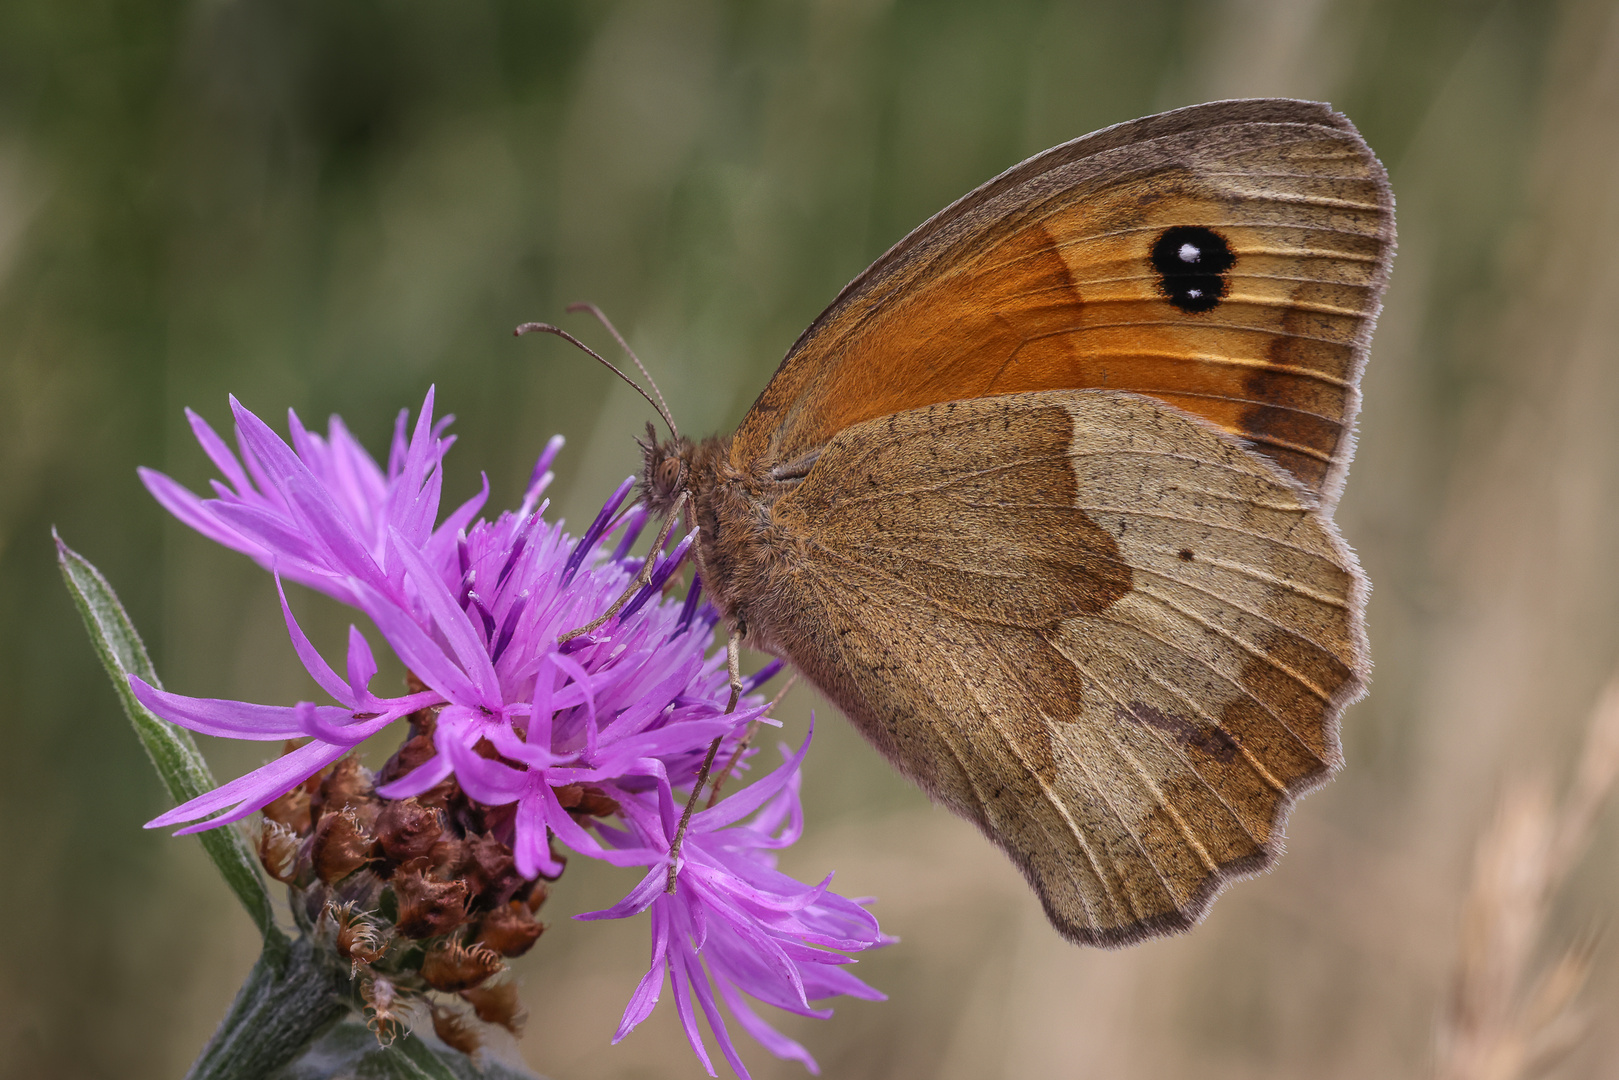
[733,100,1393,509]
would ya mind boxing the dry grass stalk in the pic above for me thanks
[1435,677,1619,1080]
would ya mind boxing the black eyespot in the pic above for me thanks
[1178,548,1195,561]
[1150,226,1235,313]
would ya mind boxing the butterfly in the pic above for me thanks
[534,98,1393,946]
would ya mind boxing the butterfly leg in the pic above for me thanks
[708,670,798,807]
[665,622,744,893]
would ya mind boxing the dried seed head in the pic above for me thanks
[332,867,387,912]
[313,757,377,825]
[461,980,527,1035]
[552,783,618,817]
[376,798,443,863]
[575,787,620,818]
[392,868,470,938]
[362,975,404,1045]
[326,901,391,973]
[421,940,504,993]
[474,800,517,839]
[261,784,313,836]
[477,901,545,958]
[311,807,377,884]
[464,833,523,905]
[427,836,467,880]
[431,1002,483,1057]
[377,732,437,788]
[258,819,301,883]
[414,779,460,813]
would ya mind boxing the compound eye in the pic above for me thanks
[657,456,682,491]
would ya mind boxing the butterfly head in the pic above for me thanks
[638,423,694,518]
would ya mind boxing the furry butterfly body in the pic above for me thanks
[640,98,1393,945]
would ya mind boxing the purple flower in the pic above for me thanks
[581,730,887,1077]
[130,388,885,1075]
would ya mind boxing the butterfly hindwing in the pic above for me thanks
[749,390,1366,944]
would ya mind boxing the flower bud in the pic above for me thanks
[332,867,387,912]
[575,787,620,817]
[431,1003,483,1057]
[377,732,436,787]
[311,807,377,883]
[421,941,503,993]
[261,781,313,835]
[474,800,517,839]
[258,819,301,883]
[464,833,523,905]
[312,757,377,825]
[376,798,443,863]
[552,783,618,817]
[392,869,470,938]
[326,901,390,972]
[427,836,467,879]
[476,901,545,958]
[460,980,527,1035]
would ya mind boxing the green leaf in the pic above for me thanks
[185,937,352,1080]
[56,531,288,961]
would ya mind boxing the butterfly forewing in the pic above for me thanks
[749,391,1365,944]
[733,98,1393,511]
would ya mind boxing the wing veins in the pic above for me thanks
[1131,561,1350,659]
[1068,509,1329,558]
[975,220,1387,265]
[935,638,1124,925]
[1136,666,1291,799]
[1051,646,1229,880]
[996,335,1357,393]
[1127,582,1335,703]
[802,533,1332,769]
[801,569,1003,828]
[959,624,1170,916]
[1069,609,1328,769]
[1029,315,1363,347]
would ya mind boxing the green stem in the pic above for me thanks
[185,936,353,1080]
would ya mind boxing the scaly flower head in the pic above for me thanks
[129,388,884,1076]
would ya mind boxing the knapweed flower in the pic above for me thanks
[131,388,885,1076]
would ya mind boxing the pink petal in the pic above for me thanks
[146,739,348,831]
[130,677,340,740]
[185,407,254,495]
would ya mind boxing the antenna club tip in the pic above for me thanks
[513,322,551,337]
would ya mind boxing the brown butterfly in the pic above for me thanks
[529,98,1393,946]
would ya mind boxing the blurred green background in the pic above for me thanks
[7,0,1619,1077]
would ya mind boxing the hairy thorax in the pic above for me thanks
[640,432,804,654]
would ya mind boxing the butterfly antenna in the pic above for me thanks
[566,303,675,438]
[515,321,680,440]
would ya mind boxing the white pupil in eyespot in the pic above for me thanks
[1178,242,1201,263]
[1186,288,1202,298]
